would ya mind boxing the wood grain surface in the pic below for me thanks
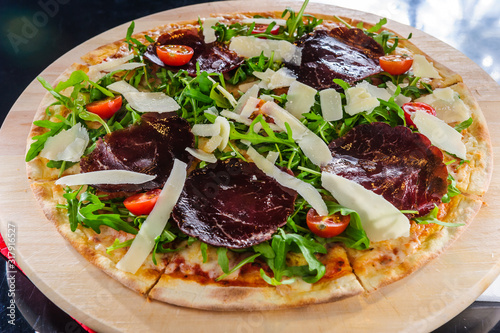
[1,1,499,332]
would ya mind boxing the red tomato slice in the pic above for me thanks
[306,208,350,238]
[156,45,194,66]
[401,102,437,127]
[124,189,162,216]
[86,95,122,119]
[251,24,280,36]
[379,54,413,75]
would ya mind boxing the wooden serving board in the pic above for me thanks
[1,1,499,332]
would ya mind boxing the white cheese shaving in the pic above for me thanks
[191,123,220,137]
[229,36,302,66]
[202,17,219,44]
[319,88,343,121]
[106,80,139,95]
[55,170,156,186]
[240,18,287,26]
[261,101,332,166]
[123,92,180,113]
[234,84,260,114]
[344,86,380,115]
[412,110,467,159]
[412,54,440,79]
[247,146,328,216]
[253,67,297,90]
[285,81,317,119]
[239,96,261,118]
[321,172,410,242]
[203,135,224,153]
[415,87,471,123]
[40,123,89,162]
[116,159,187,274]
[107,62,145,72]
[185,147,217,163]
[193,116,230,152]
[385,81,412,106]
[266,151,280,164]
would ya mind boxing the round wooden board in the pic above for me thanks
[1,1,499,332]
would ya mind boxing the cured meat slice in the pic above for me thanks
[80,112,194,192]
[144,28,244,75]
[287,28,384,90]
[172,159,297,249]
[321,122,447,216]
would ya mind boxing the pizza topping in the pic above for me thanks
[246,146,328,216]
[306,208,351,238]
[229,36,302,66]
[253,68,297,90]
[116,159,187,274]
[123,188,162,216]
[284,81,318,118]
[319,88,343,121]
[412,110,467,159]
[39,123,89,163]
[144,28,244,75]
[286,28,384,90]
[123,92,180,113]
[411,54,440,79]
[322,122,448,216]
[106,80,139,94]
[80,112,194,192]
[155,45,194,66]
[55,170,156,186]
[379,54,413,76]
[86,95,123,119]
[402,102,437,127]
[171,159,297,249]
[321,172,410,242]
[202,17,220,43]
[415,87,471,123]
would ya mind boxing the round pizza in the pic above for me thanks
[25,1,492,311]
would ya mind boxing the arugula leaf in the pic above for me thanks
[414,205,464,227]
[216,253,261,281]
[25,118,68,162]
[441,174,461,203]
[326,202,370,250]
[106,238,134,254]
[454,117,473,132]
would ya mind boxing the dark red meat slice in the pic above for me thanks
[172,159,297,249]
[144,28,244,75]
[80,112,194,192]
[321,122,447,216]
[287,28,384,90]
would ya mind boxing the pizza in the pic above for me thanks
[25,1,492,311]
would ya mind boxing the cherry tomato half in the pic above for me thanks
[379,54,413,76]
[251,24,280,36]
[306,208,351,238]
[156,45,194,66]
[86,95,122,119]
[401,102,436,127]
[124,189,162,216]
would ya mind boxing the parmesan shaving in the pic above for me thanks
[285,81,317,119]
[40,123,89,162]
[240,18,287,26]
[202,17,219,44]
[55,170,156,186]
[321,172,410,242]
[319,88,343,121]
[116,159,187,274]
[229,36,302,65]
[186,147,217,163]
[412,54,440,79]
[106,80,139,95]
[247,146,328,216]
[123,92,180,112]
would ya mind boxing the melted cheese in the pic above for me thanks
[321,172,410,242]
[55,170,156,186]
[116,159,187,274]
[40,123,89,162]
[247,146,328,216]
[412,110,467,159]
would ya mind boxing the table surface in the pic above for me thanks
[1,0,500,332]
